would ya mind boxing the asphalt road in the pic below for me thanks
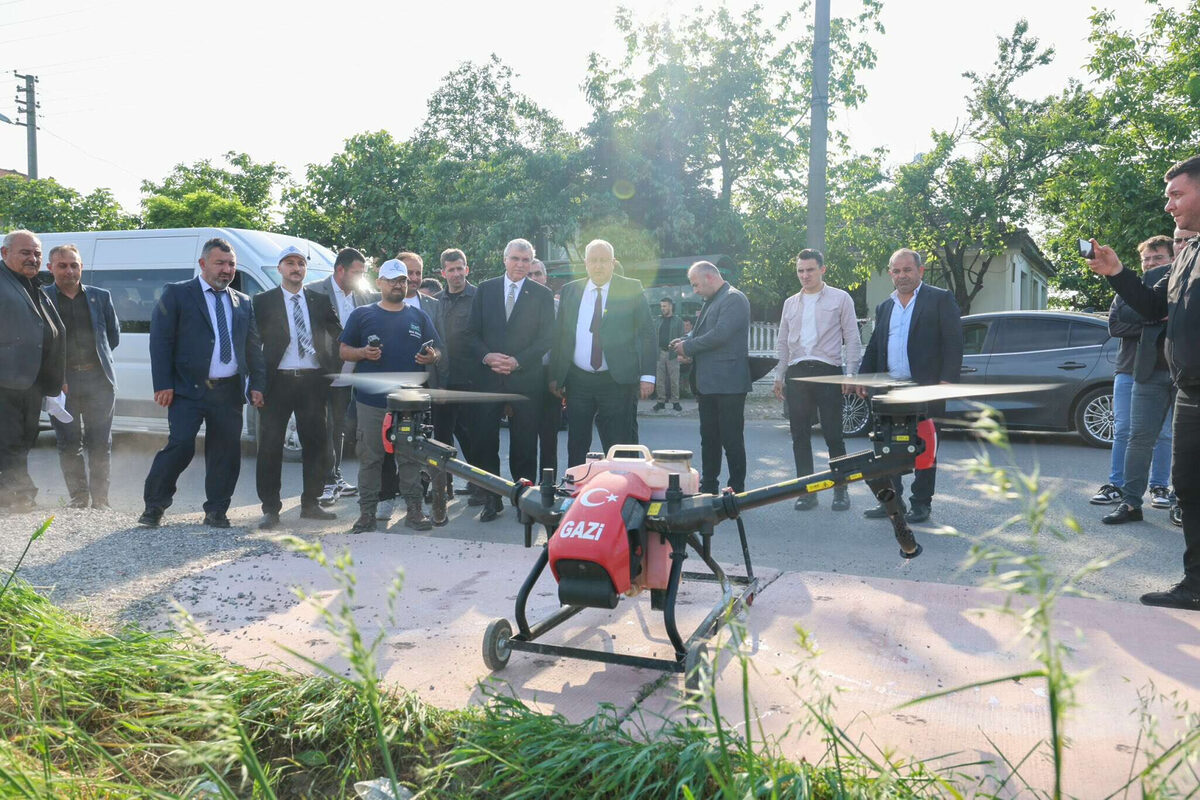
[12,406,1183,610]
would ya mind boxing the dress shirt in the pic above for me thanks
[330,283,357,387]
[201,277,239,379]
[53,289,101,370]
[776,284,860,372]
[571,281,654,382]
[276,286,321,370]
[503,276,526,310]
[886,283,922,381]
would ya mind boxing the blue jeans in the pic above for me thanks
[1121,370,1175,508]
[1108,372,1171,488]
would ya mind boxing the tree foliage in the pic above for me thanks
[141,151,289,230]
[1037,3,1200,309]
[143,191,259,230]
[0,175,134,232]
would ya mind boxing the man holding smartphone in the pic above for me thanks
[339,259,442,533]
[1086,154,1200,611]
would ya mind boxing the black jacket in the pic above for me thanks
[859,283,963,386]
[251,287,342,399]
[1109,239,1200,388]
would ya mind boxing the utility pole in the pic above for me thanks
[14,72,38,180]
[805,0,830,252]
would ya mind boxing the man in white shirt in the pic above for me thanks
[773,249,861,511]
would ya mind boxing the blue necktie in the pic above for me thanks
[209,288,232,364]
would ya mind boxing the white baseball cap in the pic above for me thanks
[277,245,307,264]
[378,259,408,280]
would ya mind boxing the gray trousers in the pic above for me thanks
[655,350,680,402]
[356,402,421,515]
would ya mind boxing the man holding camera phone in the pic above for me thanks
[1086,154,1200,611]
[339,259,441,533]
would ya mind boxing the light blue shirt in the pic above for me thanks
[886,283,922,381]
[200,277,239,379]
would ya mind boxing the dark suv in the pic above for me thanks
[842,310,1118,447]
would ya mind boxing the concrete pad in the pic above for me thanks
[632,571,1200,795]
[164,532,773,721]
[161,536,1199,795]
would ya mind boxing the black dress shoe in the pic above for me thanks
[652,402,665,411]
[831,489,850,512]
[258,512,281,530]
[300,506,337,521]
[349,514,377,534]
[905,505,931,524]
[203,512,232,528]
[793,495,818,511]
[137,508,163,527]
[1102,503,1142,525]
[863,502,905,519]
[479,497,504,522]
[467,492,487,507]
[1140,582,1200,611]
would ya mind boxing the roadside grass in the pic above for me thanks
[1,411,1197,798]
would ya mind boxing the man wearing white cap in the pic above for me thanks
[252,246,343,530]
[339,259,442,533]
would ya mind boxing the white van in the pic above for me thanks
[36,227,337,444]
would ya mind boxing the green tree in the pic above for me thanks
[141,151,289,230]
[143,191,259,230]
[0,175,134,232]
[282,131,417,263]
[881,22,1085,315]
[1037,3,1200,310]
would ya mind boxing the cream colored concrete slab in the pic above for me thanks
[163,532,771,722]
[632,571,1200,796]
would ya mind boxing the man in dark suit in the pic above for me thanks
[466,238,555,521]
[0,230,65,513]
[45,244,120,510]
[139,237,266,529]
[671,261,752,493]
[858,248,963,524]
[307,247,375,505]
[528,258,561,478]
[550,239,656,469]
[253,246,343,530]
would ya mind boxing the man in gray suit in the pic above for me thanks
[308,247,375,505]
[672,261,751,493]
[44,244,120,510]
[0,230,65,513]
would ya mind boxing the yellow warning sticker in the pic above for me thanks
[400,425,411,433]
[894,434,910,441]
[648,502,663,516]
[847,472,864,482]
[805,480,835,492]
[426,458,440,467]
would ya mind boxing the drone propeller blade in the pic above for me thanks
[328,372,430,395]
[388,388,528,405]
[791,372,915,389]
[874,382,1059,405]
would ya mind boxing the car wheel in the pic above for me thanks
[842,392,871,438]
[282,413,303,462]
[1073,385,1115,448]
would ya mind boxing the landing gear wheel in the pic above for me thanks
[683,642,710,694]
[482,619,513,671]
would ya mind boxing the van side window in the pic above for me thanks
[86,269,194,333]
[232,273,266,296]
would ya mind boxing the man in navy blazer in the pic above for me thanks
[465,238,555,521]
[858,248,963,523]
[44,244,120,509]
[139,237,266,528]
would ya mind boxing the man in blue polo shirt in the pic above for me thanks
[340,259,441,533]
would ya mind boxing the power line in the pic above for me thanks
[40,125,141,179]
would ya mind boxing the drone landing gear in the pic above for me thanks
[864,477,922,559]
[482,521,758,681]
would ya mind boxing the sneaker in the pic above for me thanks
[336,478,357,497]
[672,403,683,412]
[318,484,340,506]
[376,499,395,521]
[652,402,666,411]
[1090,483,1122,505]
[1150,486,1172,509]
[1102,503,1142,524]
[1171,504,1183,527]
[1140,582,1200,611]
[137,508,163,528]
